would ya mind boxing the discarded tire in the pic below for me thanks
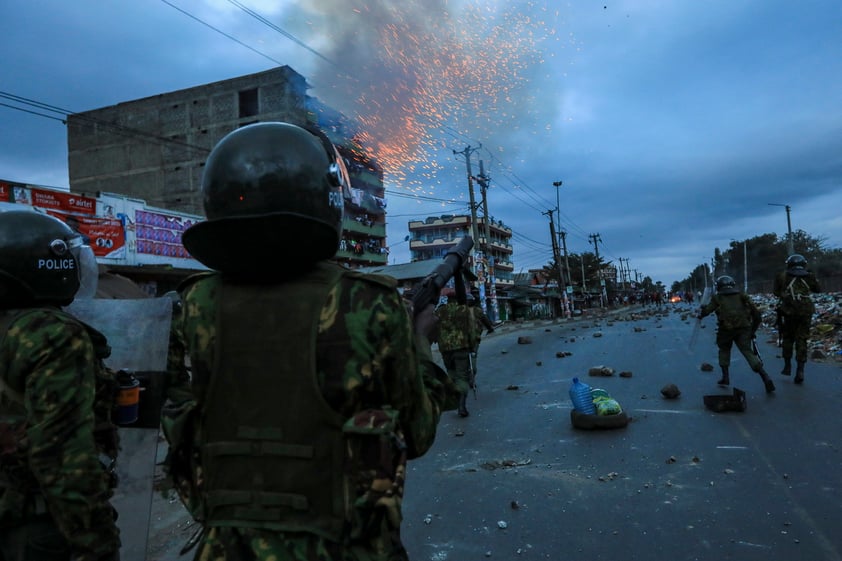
[570,409,629,430]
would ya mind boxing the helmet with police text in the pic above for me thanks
[715,275,739,295]
[785,254,808,277]
[181,122,349,275]
[0,211,91,307]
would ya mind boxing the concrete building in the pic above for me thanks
[408,214,515,320]
[66,66,387,269]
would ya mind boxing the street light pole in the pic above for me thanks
[768,203,794,255]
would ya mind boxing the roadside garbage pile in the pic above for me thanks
[753,292,842,362]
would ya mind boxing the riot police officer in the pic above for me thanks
[698,275,775,394]
[162,122,458,560]
[0,211,120,561]
[773,254,821,383]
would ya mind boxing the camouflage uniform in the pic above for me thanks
[162,264,458,561]
[468,306,494,388]
[699,292,774,392]
[0,308,120,561]
[435,301,478,417]
[773,269,821,380]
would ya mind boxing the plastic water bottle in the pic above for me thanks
[569,377,596,414]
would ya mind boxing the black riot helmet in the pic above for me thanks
[182,122,349,275]
[785,254,808,277]
[715,275,739,295]
[0,211,88,307]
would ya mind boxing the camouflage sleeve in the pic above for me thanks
[164,310,193,405]
[699,296,719,318]
[5,311,119,559]
[339,280,457,459]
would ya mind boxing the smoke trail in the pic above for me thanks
[292,0,562,189]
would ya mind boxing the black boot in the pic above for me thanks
[794,361,805,384]
[717,366,730,386]
[781,358,792,376]
[758,368,775,393]
[458,393,470,417]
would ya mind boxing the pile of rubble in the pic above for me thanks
[753,292,842,362]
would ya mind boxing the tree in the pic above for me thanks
[680,230,841,293]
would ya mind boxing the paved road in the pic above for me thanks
[402,304,842,561]
[142,303,842,560]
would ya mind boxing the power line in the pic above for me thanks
[159,0,286,67]
[223,0,336,66]
[0,91,210,153]
[0,102,65,122]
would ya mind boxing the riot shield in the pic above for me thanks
[64,297,173,561]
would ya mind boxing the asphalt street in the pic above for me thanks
[401,303,842,561]
[141,303,842,561]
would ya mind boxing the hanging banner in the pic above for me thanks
[134,209,195,259]
[31,187,96,214]
[46,209,126,258]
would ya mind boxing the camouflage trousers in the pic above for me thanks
[779,313,811,363]
[715,328,762,372]
[0,515,70,561]
[440,350,471,395]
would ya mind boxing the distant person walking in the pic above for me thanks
[773,254,821,384]
[436,293,478,417]
[698,275,775,393]
[467,292,494,395]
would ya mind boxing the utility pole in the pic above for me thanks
[619,257,629,290]
[589,233,602,262]
[475,160,498,322]
[552,180,571,316]
[543,209,565,318]
[589,233,605,306]
[453,145,482,302]
[768,203,794,255]
[559,230,571,286]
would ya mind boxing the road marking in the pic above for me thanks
[735,419,841,559]
[715,445,748,449]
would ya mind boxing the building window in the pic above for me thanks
[238,88,259,118]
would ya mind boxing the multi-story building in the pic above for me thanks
[66,65,387,269]
[408,214,514,319]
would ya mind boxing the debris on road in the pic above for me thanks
[661,384,681,399]
[588,365,615,377]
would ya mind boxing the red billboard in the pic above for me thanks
[31,188,96,214]
[46,209,126,258]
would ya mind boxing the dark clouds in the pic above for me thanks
[1,0,840,284]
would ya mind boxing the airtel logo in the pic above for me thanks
[68,198,94,209]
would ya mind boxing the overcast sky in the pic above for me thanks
[2,0,840,286]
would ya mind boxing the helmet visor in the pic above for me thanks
[70,238,98,299]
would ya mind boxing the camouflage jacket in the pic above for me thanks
[0,308,120,560]
[435,301,478,352]
[699,293,761,331]
[162,263,458,561]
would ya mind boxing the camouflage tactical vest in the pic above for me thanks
[780,274,816,317]
[200,264,349,540]
[436,302,478,352]
[714,294,752,330]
